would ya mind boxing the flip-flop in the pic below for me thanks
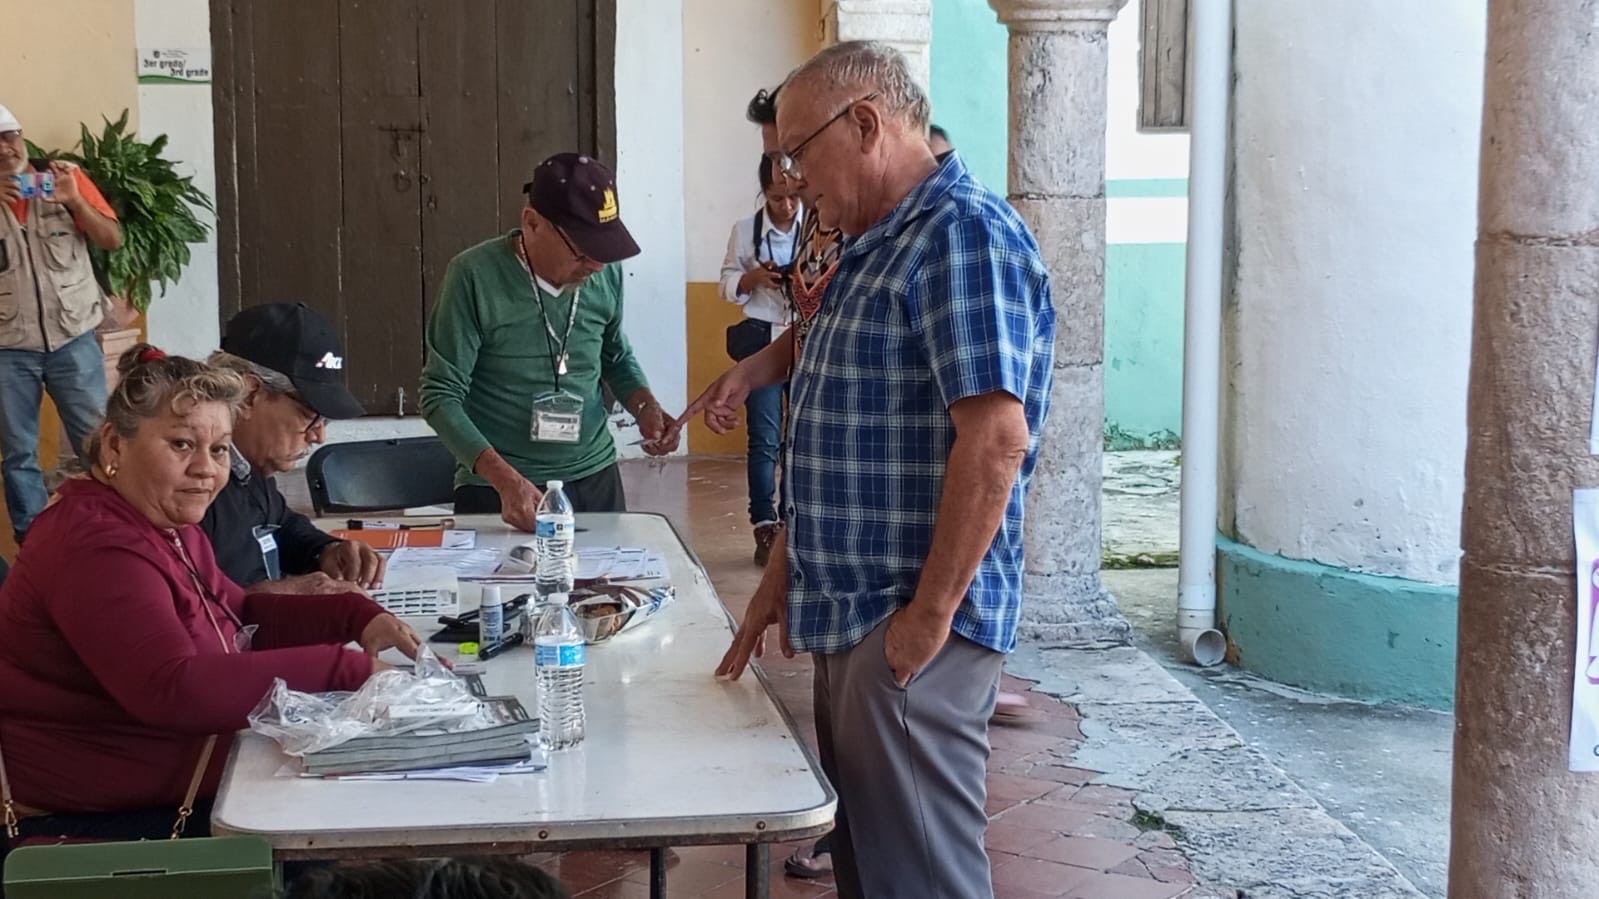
[784,847,833,879]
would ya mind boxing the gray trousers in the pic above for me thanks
[813,617,1004,899]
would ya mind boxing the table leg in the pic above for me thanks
[745,843,770,899]
[650,847,669,899]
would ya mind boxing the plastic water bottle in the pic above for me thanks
[534,601,586,750]
[534,481,576,602]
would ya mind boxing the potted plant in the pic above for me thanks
[28,110,213,383]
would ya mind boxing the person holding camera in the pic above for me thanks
[719,154,803,566]
[0,102,123,546]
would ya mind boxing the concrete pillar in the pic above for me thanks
[823,0,933,90]
[1451,1,1599,896]
[989,0,1130,644]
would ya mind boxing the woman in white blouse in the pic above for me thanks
[719,155,803,567]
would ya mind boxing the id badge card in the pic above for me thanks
[531,390,585,443]
[252,524,282,581]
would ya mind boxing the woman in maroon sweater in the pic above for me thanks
[0,346,421,846]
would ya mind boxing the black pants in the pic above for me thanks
[454,462,627,515]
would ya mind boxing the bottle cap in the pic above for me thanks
[459,641,480,658]
[547,479,564,490]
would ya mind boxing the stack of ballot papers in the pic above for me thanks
[300,696,538,777]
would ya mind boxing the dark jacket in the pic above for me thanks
[0,478,383,813]
[200,453,339,587]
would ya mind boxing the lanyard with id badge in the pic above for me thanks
[253,524,283,581]
[517,232,585,444]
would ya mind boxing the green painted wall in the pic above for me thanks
[931,0,1186,444]
[1217,536,1459,709]
[1105,243,1185,447]
[929,0,1009,193]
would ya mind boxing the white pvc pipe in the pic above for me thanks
[1177,0,1230,668]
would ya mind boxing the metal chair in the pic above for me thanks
[304,436,458,515]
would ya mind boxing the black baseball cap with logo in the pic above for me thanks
[523,153,641,264]
[221,303,366,420]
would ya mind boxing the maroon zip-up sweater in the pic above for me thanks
[0,478,383,813]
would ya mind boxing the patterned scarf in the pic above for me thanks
[785,212,844,353]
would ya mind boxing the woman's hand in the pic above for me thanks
[739,264,784,294]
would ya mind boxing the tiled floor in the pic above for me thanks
[523,460,1200,898]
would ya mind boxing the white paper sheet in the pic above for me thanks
[576,546,667,581]
[1570,489,1599,770]
[284,757,548,782]
[320,758,548,783]
[388,547,504,579]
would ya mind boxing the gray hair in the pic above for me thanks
[206,350,295,395]
[85,344,246,467]
[783,41,931,132]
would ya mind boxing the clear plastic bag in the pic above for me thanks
[247,645,502,756]
[564,585,675,644]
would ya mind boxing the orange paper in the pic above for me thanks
[331,528,470,549]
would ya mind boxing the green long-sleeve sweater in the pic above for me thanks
[420,232,650,489]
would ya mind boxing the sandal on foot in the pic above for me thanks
[784,847,833,879]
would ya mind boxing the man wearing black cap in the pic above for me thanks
[201,302,383,593]
[420,153,678,528]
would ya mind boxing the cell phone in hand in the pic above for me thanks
[11,172,55,200]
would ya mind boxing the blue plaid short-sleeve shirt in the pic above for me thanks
[784,154,1056,656]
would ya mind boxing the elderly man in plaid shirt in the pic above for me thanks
[689,41,1056,899]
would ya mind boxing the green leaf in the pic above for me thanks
[31,107,214,314]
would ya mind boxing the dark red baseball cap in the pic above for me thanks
[523,153,640,264]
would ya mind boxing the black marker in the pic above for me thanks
[478,632,526,661]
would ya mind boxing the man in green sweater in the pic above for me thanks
[420,153,679,528]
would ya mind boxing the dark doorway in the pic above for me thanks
[211,0,616,414]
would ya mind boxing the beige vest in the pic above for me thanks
[0,194,106,352]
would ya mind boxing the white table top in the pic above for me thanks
[210,513,835,856]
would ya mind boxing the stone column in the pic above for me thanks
[989,0,1129,644]
[823,0,933,90]
[1452,2,1599,896]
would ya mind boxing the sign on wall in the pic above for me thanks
[137,48,211,84]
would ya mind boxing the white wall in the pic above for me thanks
[1225,1,1485,584]
[1106,1,1188,244]
[135,0,221,358]
[612,0,689,453]
[682,0,820,282]
[1105,2,1187,183]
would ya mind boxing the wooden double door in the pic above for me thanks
[213,0,614,413]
